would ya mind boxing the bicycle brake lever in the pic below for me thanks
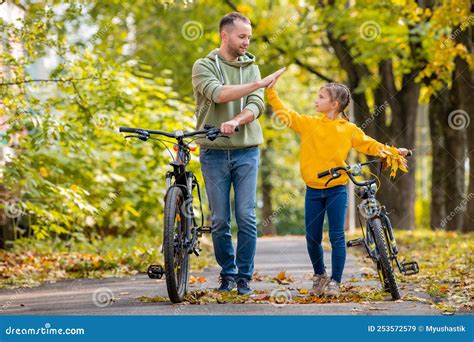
[137,134,149,141]
[324,172,341,187]
[325,178,335,187]
[125,134,148,141]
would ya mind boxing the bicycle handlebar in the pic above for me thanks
[317,150,413,187]
[119,124,238,140]
[317,169,331,179]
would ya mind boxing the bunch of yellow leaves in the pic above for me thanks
[377,145,409,178]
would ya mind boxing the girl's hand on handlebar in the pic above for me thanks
[397,148,411,156]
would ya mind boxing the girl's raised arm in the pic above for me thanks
[265,88,310,133]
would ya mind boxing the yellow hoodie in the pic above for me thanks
[266,88,386,189]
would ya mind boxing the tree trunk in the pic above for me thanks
[374,64,420,230]
[442,87,467,231]
[464,117,474,232]
[0,184,15,250]
[428,88,448,229]
[455,20,474,233]
[426,60,468,231]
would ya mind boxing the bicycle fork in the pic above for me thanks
[347,215,419,276]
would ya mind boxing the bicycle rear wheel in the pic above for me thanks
[163,186,190,303]
[371,217,401,300]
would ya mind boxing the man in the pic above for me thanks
[192,12,284,294]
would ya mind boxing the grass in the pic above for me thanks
[348,228,473,314]
[0,230,215,289]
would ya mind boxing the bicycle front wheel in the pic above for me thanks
[163,186,190,303]
[371,217,401,300]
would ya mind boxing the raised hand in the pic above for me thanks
[397,148,410,156]
[259,67,286,88]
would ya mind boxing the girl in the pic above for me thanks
[266,74,410,296]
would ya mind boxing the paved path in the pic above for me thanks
[0,236,439,315]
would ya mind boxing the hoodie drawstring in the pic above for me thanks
[215,55,244,112]
[239,66,243,112]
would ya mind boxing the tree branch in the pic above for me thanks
[224,0,335,82]
[0,77,108,86]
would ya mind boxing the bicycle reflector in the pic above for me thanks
[173,144,197,152]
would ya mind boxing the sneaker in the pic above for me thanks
[236,277,253,295]
[310,272,330,295]
[217,275,236,292]
[325,279,341,297]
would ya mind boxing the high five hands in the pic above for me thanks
[219,67,287,135]
[260,67,286,89]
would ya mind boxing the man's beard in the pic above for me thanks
[227,43,245,58]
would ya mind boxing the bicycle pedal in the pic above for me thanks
[197,226,212,234]
[400,261,419,275]
[147,264,164,279]
[347,238,364,247]
[192,247,201,256]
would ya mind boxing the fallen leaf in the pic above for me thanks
[189,275,207,284]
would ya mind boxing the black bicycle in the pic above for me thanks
[119,124,235,303]
[317,153,419,300]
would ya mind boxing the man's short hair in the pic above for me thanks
[219,12,251,32]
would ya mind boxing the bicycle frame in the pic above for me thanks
[355,180,418,276]
[319,159,419,277]
[119,124,229,255]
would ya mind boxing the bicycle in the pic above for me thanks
[119,124,236,303]
[317,153,419,300]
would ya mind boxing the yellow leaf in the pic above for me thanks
[236,4,252,16]
[276,271,286,281]
[39,167,48,177]
[189,275,207,284]
[127,206,140,217]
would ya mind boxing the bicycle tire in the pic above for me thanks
[371,217,401,300]
[163,186,190,303]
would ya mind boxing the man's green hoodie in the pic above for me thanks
[192,48,264,149]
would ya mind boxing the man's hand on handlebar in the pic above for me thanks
[220,119,240,135]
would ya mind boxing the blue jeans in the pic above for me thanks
[305,185,348,283]
[199,146,259,280]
